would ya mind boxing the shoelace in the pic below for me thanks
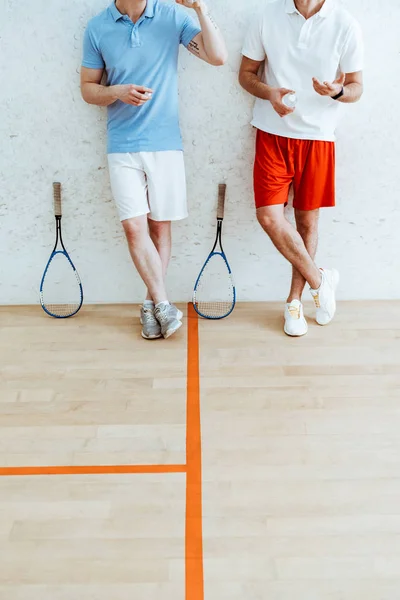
[155,304,170,324]
[142,307,158,325]
[288,305,301,320]
[312,293,321,309]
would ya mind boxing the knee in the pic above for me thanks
[296,209,319,234]
[257,211,281,235]
[296,216,318,238]
[148,220,170,243]
[296,222,312,237]
[123,218,144,243]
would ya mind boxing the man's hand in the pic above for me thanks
[116,84,154,106]
[312,72,345,97]
[175,0,202,9]
[269,88,296,118]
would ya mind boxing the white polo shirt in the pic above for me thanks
[242,0,364,142]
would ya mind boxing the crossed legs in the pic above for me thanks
[288,208,320,302]
[257,205,322,298]
[122,216,171,305]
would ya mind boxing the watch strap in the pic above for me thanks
[332,87,345,101]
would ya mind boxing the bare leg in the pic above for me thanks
[288,209,320,302]
[145,219,172,301]
[122,215,168,305]
[257,205,322,290]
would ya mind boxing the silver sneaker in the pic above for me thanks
[169,304,183,322]
[140,305,162,340]
[154,303,183,339]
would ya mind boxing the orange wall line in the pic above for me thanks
[185,303,204,600]
[0,464,187,477]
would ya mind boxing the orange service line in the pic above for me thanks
[0,464,186,477]
[185,303,204,600]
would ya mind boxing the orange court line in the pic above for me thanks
[0,304,205,598]
[0,464,186,477]
[185,303,204,600]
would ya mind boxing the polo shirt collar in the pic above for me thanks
[109,2,123,21]
[109,0,155,22]
[285,0,300,15]
[319,0,334,18]
[144,0,155,18]
[285,0,334,18]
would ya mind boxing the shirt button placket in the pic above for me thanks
[131,25,137,48]
[130,17,143,48]
[298,21,309,49]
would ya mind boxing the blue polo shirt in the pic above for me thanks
[82,0,201,154]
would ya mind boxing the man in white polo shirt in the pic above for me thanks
[239,0,363,336]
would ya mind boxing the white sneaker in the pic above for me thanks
[284,300,308,337]
[310,268,340,326]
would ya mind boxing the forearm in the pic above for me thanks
[338,82,363,103]
[195,2,227,65]
[239,70,273,101]
[81,83,121,107]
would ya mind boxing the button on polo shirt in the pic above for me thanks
[82,0,201,153]
[242,0,364,142]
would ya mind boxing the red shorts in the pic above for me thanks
[254,130,336,211]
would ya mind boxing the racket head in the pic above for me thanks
[193,251,236,320]
[40,251,83,318]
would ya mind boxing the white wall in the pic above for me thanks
[1,0,399,304]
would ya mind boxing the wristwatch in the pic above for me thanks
[332,87,344,101]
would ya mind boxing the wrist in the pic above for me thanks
[264,85,276,102]
[111,85,123,101]
[194,1,207,15]
[331,86,345,100]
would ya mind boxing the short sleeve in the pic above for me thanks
[340,21,364,73]
[242,15,266,62]
[82,24,105,70]
[177,10,201,47]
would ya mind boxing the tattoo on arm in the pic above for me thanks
[188,39,200,56]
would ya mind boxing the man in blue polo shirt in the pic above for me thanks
[81,0,227,339]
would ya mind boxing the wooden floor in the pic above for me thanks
[1,302,400,599]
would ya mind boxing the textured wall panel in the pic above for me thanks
[1,0,399,303]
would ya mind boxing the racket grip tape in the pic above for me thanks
[217,183,226,220]
[53,182,62,217]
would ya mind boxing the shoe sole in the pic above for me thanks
[163,319,183,339]
[284,326,308,337]
[316,269,340,326]
[140,317,162,340]
[141,331,163,340]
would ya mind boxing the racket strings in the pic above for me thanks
[43,303,82,318]
[41,253,82,318]
[194,253,235,319]
[194,300,234,320]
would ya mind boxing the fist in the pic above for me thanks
[117,84,154,107]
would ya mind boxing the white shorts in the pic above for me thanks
[107,151,188,222]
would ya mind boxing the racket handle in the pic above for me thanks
[217,184,226,220]
[53,182,62,217]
